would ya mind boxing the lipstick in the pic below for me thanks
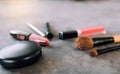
[10,30,49,46]
[59,26,105,39]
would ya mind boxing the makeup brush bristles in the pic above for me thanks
[90,50,98,57]
[75,36,94,50]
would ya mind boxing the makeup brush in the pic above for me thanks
[90,45,120,57]
[75,35,120,50]
[45,22,54,40]
[10,30,49,46]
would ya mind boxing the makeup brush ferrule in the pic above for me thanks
[93,37,114,47]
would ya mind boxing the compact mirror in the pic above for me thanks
[0,41,42,69]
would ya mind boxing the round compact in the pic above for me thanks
[0,41,42,69]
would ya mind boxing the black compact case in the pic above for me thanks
[0,41,42,69]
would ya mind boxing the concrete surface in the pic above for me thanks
[0,0,120,74]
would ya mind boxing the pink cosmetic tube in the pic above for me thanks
[29,34,49,46]
[59,26,105,40]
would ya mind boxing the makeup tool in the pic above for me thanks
[27,23,45,37]
[0,41,42,68]
[75,35,120,50]
[10,30,49,46]
[45,22,54,40]
[59,26,105,39]
[90,45,120,56]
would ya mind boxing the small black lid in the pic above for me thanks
[59,30,78,39]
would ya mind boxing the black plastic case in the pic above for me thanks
[0,41,42,69]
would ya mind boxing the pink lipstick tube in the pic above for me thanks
[28,34,49,46]
[59,26,105,39]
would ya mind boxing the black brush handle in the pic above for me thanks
[45,22,54,40]
[93,37,114,47]
[46,22,50,32]
[97,45,120,55]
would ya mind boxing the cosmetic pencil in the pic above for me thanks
[75,35,120,50]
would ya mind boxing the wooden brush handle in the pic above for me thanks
[113,35,120,43]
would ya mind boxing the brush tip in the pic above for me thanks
[90,50,98,57]
[75,36,93,50]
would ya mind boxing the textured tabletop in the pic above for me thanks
[0,0,120,74]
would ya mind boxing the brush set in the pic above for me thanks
[75,35,120,56]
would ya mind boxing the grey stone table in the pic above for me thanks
[0,0,120,74]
